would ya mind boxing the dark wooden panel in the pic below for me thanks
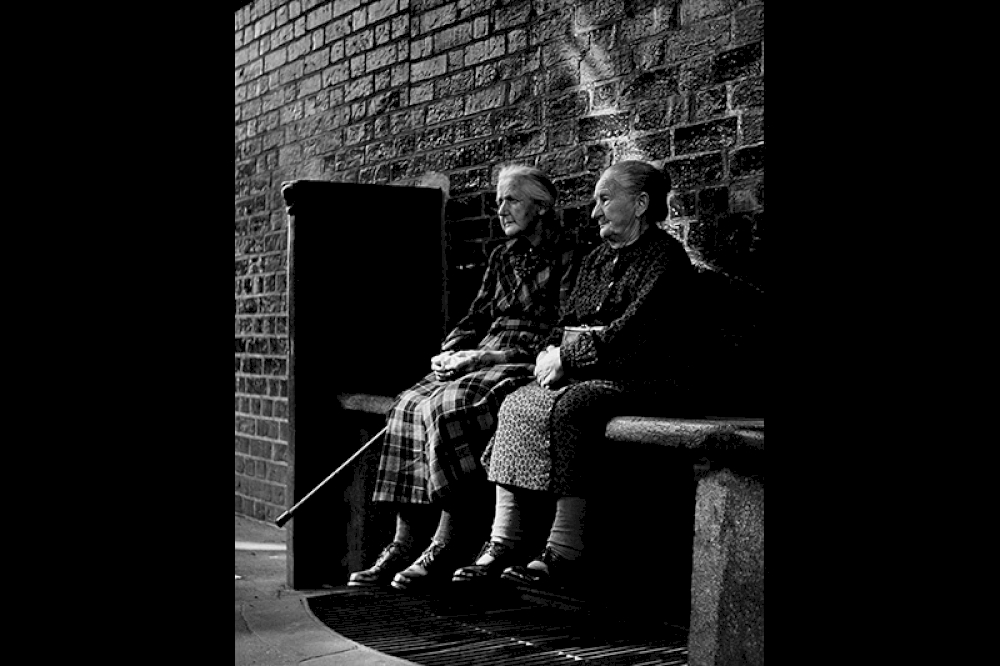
[283,180,446,588]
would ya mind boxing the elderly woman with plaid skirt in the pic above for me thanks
[347,165,580,591]
[451,161,695,590]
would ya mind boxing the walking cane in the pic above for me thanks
[274,425,388,527]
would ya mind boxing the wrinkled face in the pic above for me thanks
[591,172,647,247]
[496,180,543,238]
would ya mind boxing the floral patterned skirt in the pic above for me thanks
[482,379,626,496]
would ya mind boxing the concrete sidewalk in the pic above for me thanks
[235,514,417,666]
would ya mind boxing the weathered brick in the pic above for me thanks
[236,44,257,69]
[272,23,295,49]
[437,69,474,97]
[633,95,689,132]
[729,176,763,213]
[366,42,397,71]
[346,29,374,56]
[473,15,489,38]
[732,75,763,109]
[575,0,624,31]
[554,173,597,206]
[535,146,585,176]
[453,113,493,142]
[730,143,763,178]
[691,84,727,122]
[664,152,724,189]
[734,4,764,45]
[344,75,374,102]
[304,47,330,73]
[631,130,672,161]
[674,116,737,155]
[510,70,544,103]
[375,20,392,45]
[322,61,350,87]
[680,0,730,26]
[299,73,322,98]
[279,59,305,84]
[369,87,404,114]
[494,0,531,27]
[620,67,680,105]
[741,110,763,145]
[350,54,367,78]
[530,9,573,46]
[697,185,730,218]
[474,62,500,88]
[507,28,528,53]
[280,101,303,126]
[373,69,391,91]
[434,21,472,52]
[325,16,352,41]
[263,47,288,73]
[712,42,762,84]
[448,166,492,196]
[411,81,435,103]
[368,0,398,23]
[544,90,589,123]
[499,49,540,79]
[490,101,540,134]
[666,15,729,62]
[412,54,447,81]
[548,63,579,92]
[425,96,465,124]
[352,6,368,30]
[306,2,332,30]
[578,113,630,142]
[465,35,505,65]
[333,0,361,18]
[420,2,458,34]
[392,15,409,39]
[254,11,277,40]
[390,62,410,86]
[464,83,506,114]
[454,0,488,19]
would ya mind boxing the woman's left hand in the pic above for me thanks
[435,350,491,381]
[534,347,564,389]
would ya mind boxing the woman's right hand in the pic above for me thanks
[431,351,456,380]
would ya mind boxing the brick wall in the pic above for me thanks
[235,0,764,521]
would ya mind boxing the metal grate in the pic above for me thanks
[307,587,688,665]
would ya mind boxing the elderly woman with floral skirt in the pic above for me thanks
[452,160,695,590]
[347,165,580,592]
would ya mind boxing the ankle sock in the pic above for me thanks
[393,504,430,548]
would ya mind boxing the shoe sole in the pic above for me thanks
[347,579,392,587]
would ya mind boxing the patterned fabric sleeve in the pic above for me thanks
[440,244,501,352]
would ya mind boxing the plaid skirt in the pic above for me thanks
[372,318,550,505]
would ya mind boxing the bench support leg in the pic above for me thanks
[688,469,764,666]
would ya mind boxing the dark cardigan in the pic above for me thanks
[552,225,695,393]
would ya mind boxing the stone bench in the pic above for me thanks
[336,392,763,666]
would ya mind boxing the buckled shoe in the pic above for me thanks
[347,541,413,587]
[452,541,519,583]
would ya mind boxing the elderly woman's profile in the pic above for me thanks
[452,160,695,589]
[348,165,580,591]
